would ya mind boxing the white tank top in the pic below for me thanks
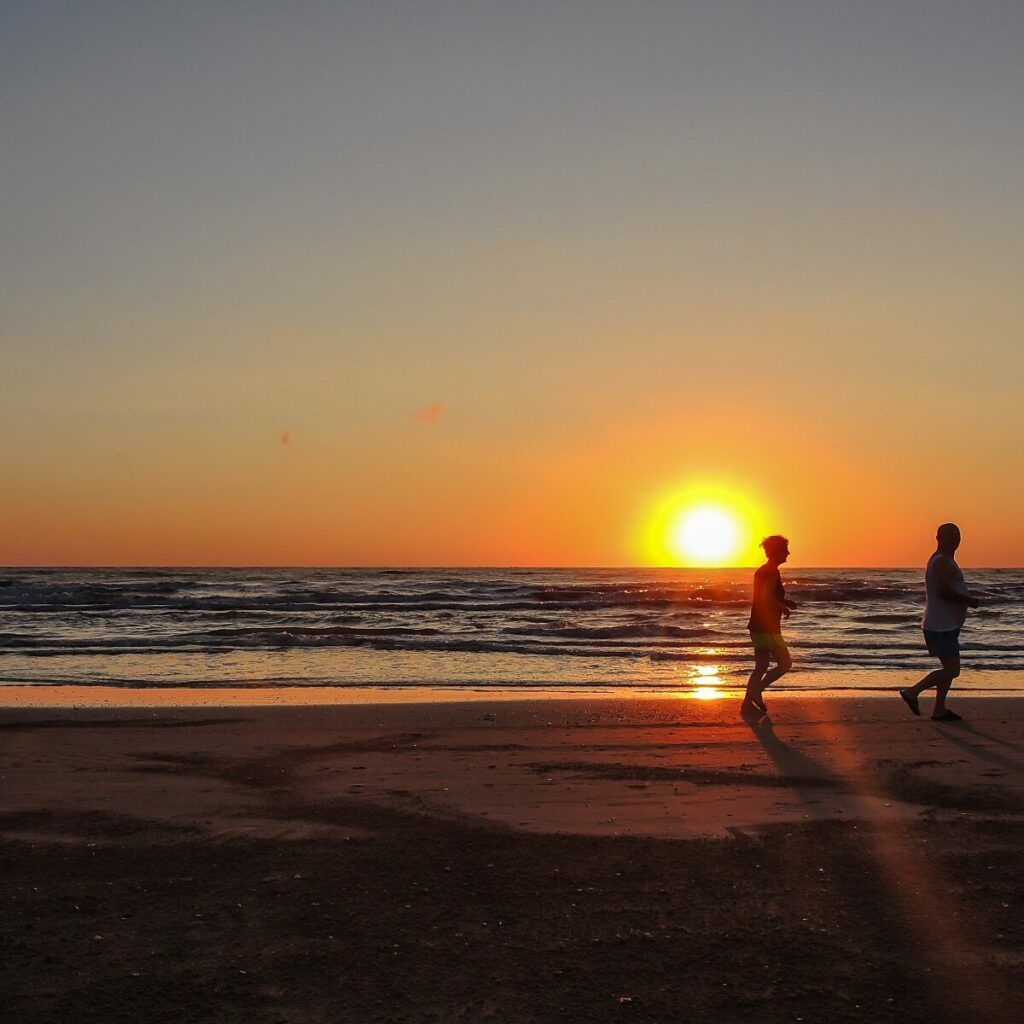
[922,553,968,632]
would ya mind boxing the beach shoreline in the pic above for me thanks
[2,675,1024,708]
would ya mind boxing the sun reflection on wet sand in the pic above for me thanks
[686,662,735,700]
[692,685,725,700]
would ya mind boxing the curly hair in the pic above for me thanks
[761,535,789,559]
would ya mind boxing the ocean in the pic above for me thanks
[1,568,1021,696]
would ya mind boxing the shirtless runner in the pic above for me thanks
[741,535,797,718]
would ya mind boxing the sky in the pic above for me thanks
[2,1,1023,566]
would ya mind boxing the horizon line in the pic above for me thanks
[2,564,1021,572]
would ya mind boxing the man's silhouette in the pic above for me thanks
[741,535,797,718]
[900,523,980,722]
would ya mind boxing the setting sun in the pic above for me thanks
[673,507,739,564]
[640,482,770,567]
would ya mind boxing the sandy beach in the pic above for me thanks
[2,695,1022,1023]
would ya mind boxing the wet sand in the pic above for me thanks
[2,696,1023,1023]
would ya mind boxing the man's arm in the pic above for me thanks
[935,557,981,608]
[773,574,798,617]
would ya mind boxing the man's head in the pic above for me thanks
[936,522,961,554]
[761,535,790,564]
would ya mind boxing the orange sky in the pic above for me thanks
[5,379,1021,566]
[3,5,1023,567]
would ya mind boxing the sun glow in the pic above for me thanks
[641,482,769,567]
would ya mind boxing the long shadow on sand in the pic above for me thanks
[931,723,1024,775]
[743,713,1023,815]
[953,721,1024,756]
[740,714,842,789]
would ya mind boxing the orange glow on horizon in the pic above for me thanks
[4,405,1021,567]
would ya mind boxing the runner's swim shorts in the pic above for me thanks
[750,632,787,654]
[923,628,960,658]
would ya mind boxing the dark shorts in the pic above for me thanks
[923,628,960,659]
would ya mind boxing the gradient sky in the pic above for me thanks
[2,1,1023,566]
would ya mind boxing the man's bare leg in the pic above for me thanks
[932,656,961,717]
[900,656,961,719]
[756,648,793,708]
[742,652,771,714]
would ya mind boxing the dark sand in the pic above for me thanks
[1,696,1022,1023]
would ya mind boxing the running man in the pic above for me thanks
[742,535,798,718]
[900,523,980,722]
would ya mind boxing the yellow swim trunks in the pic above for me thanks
[750,632,787,653]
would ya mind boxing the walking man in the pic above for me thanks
[900,523,980,722]
[741,535,798,718]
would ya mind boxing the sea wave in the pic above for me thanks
[2,567,1022,687]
